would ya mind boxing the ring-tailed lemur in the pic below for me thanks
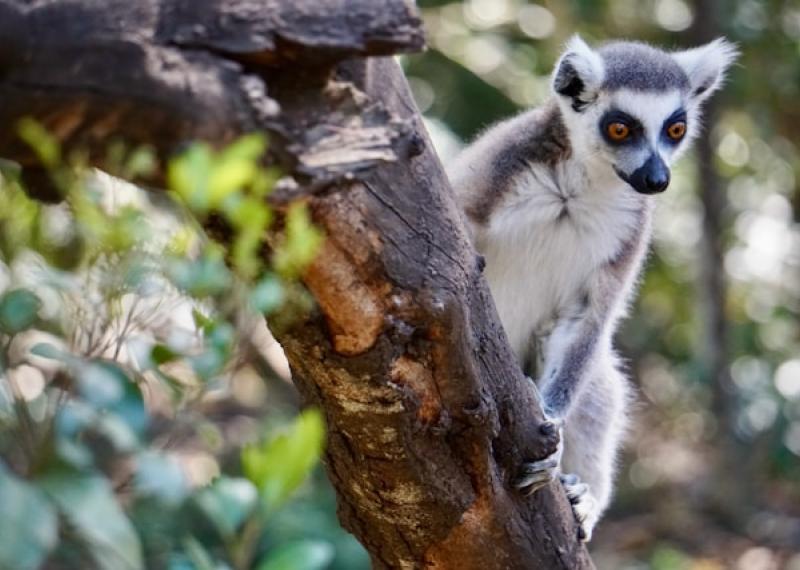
[448,36,737,541]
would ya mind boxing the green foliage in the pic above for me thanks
[0,124,337,569]
[17,118,61,169]
[272,203,324,279]
[38,471,145,570]
[649,546,693,570]
[168,134,282,280]
[257,540,334,570]
[0,465,58,570]
[0,289,41,335]
[243,409,325,511]
[192,477,258,539]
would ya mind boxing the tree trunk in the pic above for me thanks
[689,0,753,527]
[0,1,593,567]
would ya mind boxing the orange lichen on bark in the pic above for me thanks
[390,355,442,424]
[304,239,385,355]
[303,184,390,356]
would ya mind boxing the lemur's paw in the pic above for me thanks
[560,473,599,542]
[514,418,564,494]
[515,456,560,494]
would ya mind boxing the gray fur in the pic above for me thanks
[599,42,690,92]
[463,103,570,225]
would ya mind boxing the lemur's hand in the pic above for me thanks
[514,417,598,542]
[513,416,564,494]
[560,473,598,542]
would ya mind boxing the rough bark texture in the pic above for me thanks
[0,1,593,568]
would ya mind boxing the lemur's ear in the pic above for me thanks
[672,38,738,103]
[552,35,605,111]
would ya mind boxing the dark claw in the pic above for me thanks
[515,475,552,494]
[577,525,587,541]
[539,420,558,436]
[539,415,564,436]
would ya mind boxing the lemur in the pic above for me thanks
[448,36,737,541]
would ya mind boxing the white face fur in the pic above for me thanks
[553,36,738,195]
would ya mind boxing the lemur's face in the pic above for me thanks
[593,89,689,195]
[552,37,737,195]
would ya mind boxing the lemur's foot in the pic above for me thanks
[560,473,599,542]
[514,419,564,494]
[515,455,560,493]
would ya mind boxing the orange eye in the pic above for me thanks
[607,122,630,141]
[667,121,687,140]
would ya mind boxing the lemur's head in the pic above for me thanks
[552,36,737,195]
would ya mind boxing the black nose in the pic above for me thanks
[645,170,670,193]
[618,153,671,195]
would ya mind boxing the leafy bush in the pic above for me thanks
[0,123,337,570]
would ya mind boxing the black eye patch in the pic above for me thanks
[599,109,644,145]
[661,108,688,144]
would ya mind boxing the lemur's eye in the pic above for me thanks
[607,122,630,142]
[667,121,687,140]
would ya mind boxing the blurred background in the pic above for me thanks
[403,0,800,568]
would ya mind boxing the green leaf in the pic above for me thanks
[250,275,284,314]
[77,361,147,435]
[180,535,218,570]
[218,133,267,163]
[189,320,234,381]
[134,452,188,505]
[168,144,213,214]
[0,288,41,334]
[192,477,258,539]
[30,342,63,360]
[242,409,325,510]
[0,464,58,570]
[207,322,234,353]
[272,203,323,278]
[190,349,225,382]
[38,471,144,570]
[169,255,232,297]
[228,198,271,279]
[257,540,334,570]
[17,118,60,168]
[191,309,215,334]
[93,413,140,453]
[123,146,157,180]
[151,344,180,365]
[0,158,22,180]
[208,159,257,207]
[55,399,138,460]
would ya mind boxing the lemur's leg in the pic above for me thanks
[514,207,650,538]
[514,303,603,499]
[560,353,630,541]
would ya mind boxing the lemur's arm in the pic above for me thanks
[538,207,651,419]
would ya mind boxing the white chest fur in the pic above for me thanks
[478,157,648,358]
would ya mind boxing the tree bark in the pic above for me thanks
[0,1,593,568]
